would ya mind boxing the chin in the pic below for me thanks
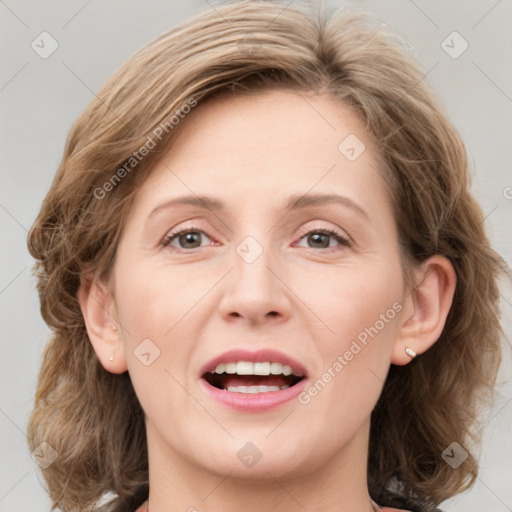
[192,433,323,481]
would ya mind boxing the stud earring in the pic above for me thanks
[405,346,417,359]
[109,353,114,362]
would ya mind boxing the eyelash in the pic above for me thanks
[161,225,351,253]
[296,227,351,252]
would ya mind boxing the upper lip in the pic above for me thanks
[199,348,308,378]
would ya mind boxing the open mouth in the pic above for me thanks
[202,361,305,394]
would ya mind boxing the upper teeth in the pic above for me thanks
[213,361,296,376]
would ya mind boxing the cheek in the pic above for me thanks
[305,261,402,346]
[112,258,221,407]
[113,260,204,422]
[297,261,402,406]
[114,259,205,343]
[312,274,402,411]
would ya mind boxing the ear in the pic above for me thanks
[77,272,128,374]
[392,255,456,365]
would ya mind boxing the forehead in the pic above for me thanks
[113,89,403,269]
[143,90,383,192]
[171,88,371,154]
[124,89,393,230]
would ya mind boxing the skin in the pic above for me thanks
[79,90,456,512]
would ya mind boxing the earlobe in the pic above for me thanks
[77,273,128,374]
[391,255,456,366]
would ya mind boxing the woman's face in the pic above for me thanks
[110,90,407,480]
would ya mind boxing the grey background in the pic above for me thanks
[1,1,511,511]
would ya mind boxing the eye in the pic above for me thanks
[161,225,351,253]
[295,227,351,252]
[162,226,214,251]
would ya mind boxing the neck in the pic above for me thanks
[144,418,377,512]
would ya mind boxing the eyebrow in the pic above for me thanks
[148,193,369,220]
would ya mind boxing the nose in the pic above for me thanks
[218,240,292,326]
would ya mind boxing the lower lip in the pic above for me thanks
[199,378,308,412]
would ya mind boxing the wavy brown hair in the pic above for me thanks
[27,1,509,511]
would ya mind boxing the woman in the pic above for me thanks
[27,1,508,511]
